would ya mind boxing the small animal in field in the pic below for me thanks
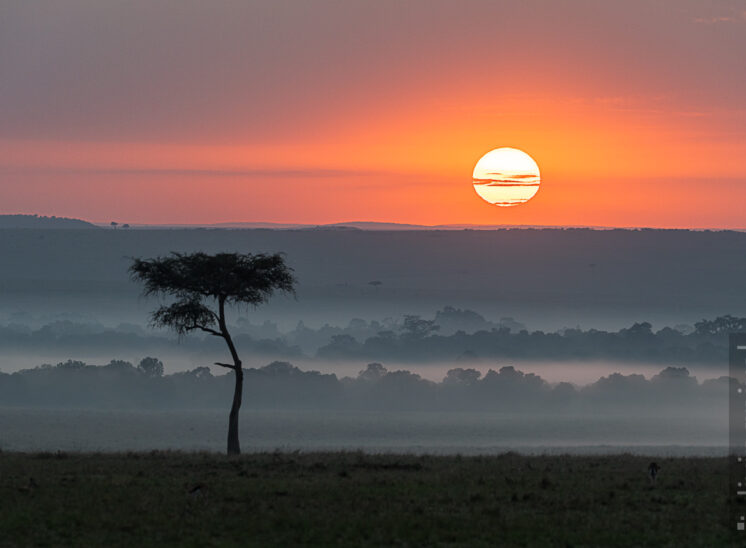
[647,462,660,486]
[187,483,207,498]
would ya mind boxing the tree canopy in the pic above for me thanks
[130,252,295,336]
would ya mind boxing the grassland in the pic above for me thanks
[0,451,736,547]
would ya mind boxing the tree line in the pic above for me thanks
[1,313,743,366]
[315,315,742,364]
[0,357,730,413]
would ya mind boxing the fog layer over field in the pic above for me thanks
[0,359,730,454]
[0,409,726,456]
[0,227,737,453]
[0,309,737,382]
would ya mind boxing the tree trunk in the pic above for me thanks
[218,296,244,456]
[227,365,243,455]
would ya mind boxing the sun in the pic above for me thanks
[472,148,541,207]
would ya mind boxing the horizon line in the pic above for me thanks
[92,220,746,232]
[2,213,745,232]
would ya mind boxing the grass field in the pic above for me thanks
[0,451,737,547]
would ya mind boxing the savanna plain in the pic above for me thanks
[0,451,734,547]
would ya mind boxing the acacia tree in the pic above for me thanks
[130,252,295,455]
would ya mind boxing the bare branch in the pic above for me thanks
[192,323,223,337]
[214,362,236,370]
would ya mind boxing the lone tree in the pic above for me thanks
[130,252,295,455]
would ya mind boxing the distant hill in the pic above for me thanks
[133,220,617,231]
[0,214,97,229]
[128,220,743,231]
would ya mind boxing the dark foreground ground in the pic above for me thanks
[0,452,736,547]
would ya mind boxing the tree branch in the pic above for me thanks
[218,296,242,369]
[191,323,223,337]
[214,362,236,370]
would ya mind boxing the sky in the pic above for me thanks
[1,0,745,227]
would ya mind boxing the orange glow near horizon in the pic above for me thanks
[1,2,745,228]
[2,89,744,228]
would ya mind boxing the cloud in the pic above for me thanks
[693,15,736,24]
[693,10,746,24]
[0,166,388,179]
[485,173,539,179]
[473,178,540,187]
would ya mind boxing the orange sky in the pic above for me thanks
[1,1,745,227]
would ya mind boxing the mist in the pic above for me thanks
[0,359,729,454]
[0,224,740,454]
